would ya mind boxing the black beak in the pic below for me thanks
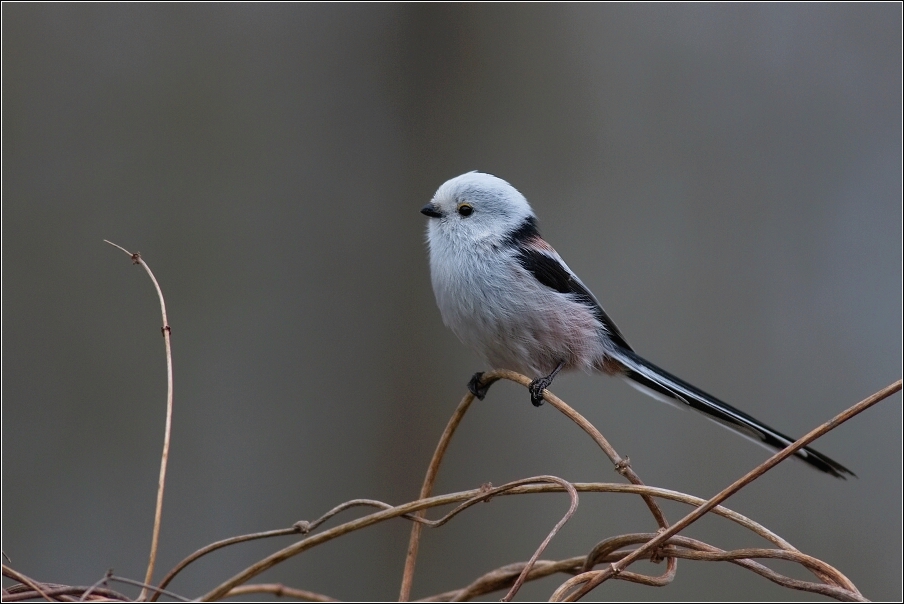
[420,203,443,218]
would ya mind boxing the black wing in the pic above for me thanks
[515,243,633,352]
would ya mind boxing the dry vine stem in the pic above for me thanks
[4,248,895,601]
[399,368,673,601]
[198,475,580,601]
[170,477,843,600]
[2,474,877,602]
[104,240,174,602]
[554,379,901,602]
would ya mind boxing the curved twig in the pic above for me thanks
[400,390,478,601]
[501,477,578,601]
[153,527,303,598]
[224,583,339,601]
[105,241,174,602]
[107,574,191,602]
[2,584,130,603]
[551,533,866,602]
[201,478,815,601]
[400,369,672,601]
[158,496,427,597]
[556,379,901,601]
[202,476,578,601]
[416,558,585,602]
[490,370,670,529]
[1,566,55,603]
[79,568,113,601]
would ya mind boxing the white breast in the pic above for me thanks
[427,227,607,377]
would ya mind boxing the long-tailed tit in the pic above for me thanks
[421,171,853,478]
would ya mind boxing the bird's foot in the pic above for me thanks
[528,376,552,407]
[528,361,566,407]
[468,372,491,400]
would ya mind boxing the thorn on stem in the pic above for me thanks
[131,252,141,264]
[293,520,312,534]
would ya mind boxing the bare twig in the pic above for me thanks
[3,473,878,602]
[416,558,585,602]
[1,565,55,602]
[296,499,407,533]
[400,390,478,601]
[79,568,113,601]
[105,240,174,602]
[156,499,412,598]
[224,583,339,601]
[106,574,191,602]
[201,476,578,601]
[153,527,303,598]
[555,379,901,601]
[660,537,862,599]
[170,480,825,601]
[400,369,672,601]
[576,533,865,601]
[2,584,130,603]
[415,521,865,603]
[501,477,578,601]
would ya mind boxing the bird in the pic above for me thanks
[420,171,853,479]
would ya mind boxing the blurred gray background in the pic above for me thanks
[3,4,901,601]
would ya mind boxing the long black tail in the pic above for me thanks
[611,347,854,479]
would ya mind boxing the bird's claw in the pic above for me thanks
[468,372,491,400]
[528,377,551,407]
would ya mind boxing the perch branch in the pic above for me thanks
[400,368,671,601]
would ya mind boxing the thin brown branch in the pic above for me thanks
[483,370,671,530]
[157,495,410,596]
[153,527,304,598]
[400,390,478,601]
[296,499,405,533]
[501,477,579,601]
[582,533,860,596]
[202,476,580,601]
[582,533,865,601]
[557,379,901,602]
[100,473,882,602]
[105,240,175,602]
[2,583,130,603]
[106,575,191,602]
[176,480,798,600]
[2,565,56,602]
[400,369,673,601]
[420,523,864,604]
[224,583,340,601]
[662,541,862,598]
[202,479,796,602]
[416,558,585,602]
[79,569,113,601]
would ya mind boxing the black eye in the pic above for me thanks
[458,204,473,217]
